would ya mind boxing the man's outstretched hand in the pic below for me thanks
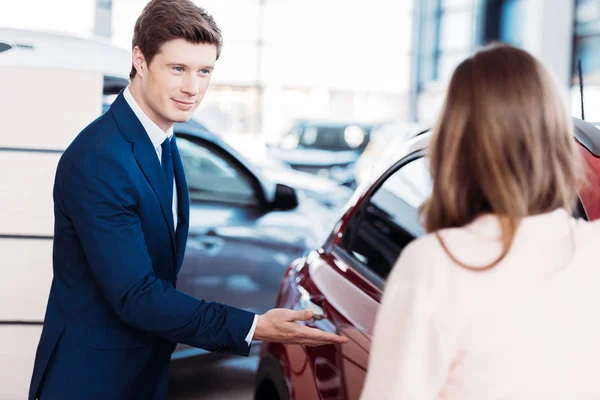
[253,308,349,347]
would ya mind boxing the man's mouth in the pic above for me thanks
[172,99,195,110]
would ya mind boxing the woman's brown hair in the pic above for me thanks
[421,44,584,271]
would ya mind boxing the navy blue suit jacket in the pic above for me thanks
[29,93,255,400]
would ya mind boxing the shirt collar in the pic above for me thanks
[123,86,173,150]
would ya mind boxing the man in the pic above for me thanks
[29,1,347,399]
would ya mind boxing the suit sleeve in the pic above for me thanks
[360,240,450,399]
[61,149,255,356]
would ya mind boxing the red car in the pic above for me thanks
[254,117,600,400]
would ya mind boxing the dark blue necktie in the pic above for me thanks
[161,137,174,205]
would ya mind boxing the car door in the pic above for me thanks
[173,135,307,356]
[291,153,432,399]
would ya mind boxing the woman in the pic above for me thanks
[360,44,600,399]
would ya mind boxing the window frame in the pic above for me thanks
[175,133,269,209]
[332,144,590,289]
[574,196,589,220]
[333,150,427,289]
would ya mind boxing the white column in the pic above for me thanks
[521,0,574,88]
[94,0,113,38]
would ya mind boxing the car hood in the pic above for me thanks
[257,196,342,248]
[260,165,352,196]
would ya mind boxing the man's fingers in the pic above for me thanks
[294,325,348,344]
[301,337,348,347]
[288,309,313,321]
[274,309,349,345]
[316,332,347,344]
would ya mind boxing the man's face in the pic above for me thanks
[132,39,217,131]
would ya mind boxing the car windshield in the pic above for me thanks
[280,123,371,151]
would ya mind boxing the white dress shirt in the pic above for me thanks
[123,87,178,230]
[123,86,257,346]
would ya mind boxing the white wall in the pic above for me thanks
[521,0,574,89]
[0,68,103,150]
[0,68,103,399]
[1,326,44,400]
[0,0,96,37]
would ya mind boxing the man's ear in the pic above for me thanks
[132,46,146,78]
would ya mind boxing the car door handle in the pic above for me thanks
[297,284,326,320]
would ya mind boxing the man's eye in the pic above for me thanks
[173,66,184,72]
[200,69,211,75]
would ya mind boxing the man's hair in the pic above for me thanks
[129,0,223,79]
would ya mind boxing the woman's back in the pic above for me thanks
[361,209,600,399]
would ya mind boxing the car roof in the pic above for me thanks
[174,119,219,141]
[361,116,600,197]
[0,27,130,79]
[101,99,229,153]
[573,117,600,157]
[342,116,600,240]
[408,117,600,157]
[174,120,253,166]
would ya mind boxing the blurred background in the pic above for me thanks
[0,0,597,399]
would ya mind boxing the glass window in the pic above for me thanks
[574,35,600,85]
[439,9,473,51]
[300,127,319,146]
[442,0,475,7]
[418,1,441,83]
[499,0,526,46]
[297,126,338,149]
[572,0,600,119]
[479,0,526,47]
[297,125,371,151]
[416,0,475,85]
[339,157,432,280]
[176,137,258,206]
[438,51,470,82]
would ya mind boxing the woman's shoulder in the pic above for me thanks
[419,222,502,261]
[389,222,505,285]
[572,216,600,246]
[388,233,447,284]
[398,232,447,268]
[578,216,600,231]
[397,211,600,280]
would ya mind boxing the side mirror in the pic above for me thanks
[271,184,299,211]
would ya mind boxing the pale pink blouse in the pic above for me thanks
[361,209,600,399]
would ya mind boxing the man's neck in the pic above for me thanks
[128,82,173,132]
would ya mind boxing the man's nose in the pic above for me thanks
[181,74,199,96]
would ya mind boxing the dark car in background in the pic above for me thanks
[221,132,354,211]
[171,119,343,360]
[269,119,380,188]
[255,117,600,400]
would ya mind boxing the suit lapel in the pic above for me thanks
[171,136,190,274]
[109,93,176,257]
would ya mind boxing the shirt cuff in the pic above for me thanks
[245,315,258,346]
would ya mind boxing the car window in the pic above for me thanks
[339,156,432,280]
[298,125,370,151]
[177,137,258,206]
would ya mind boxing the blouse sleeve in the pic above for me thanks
[360,239,450,400]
